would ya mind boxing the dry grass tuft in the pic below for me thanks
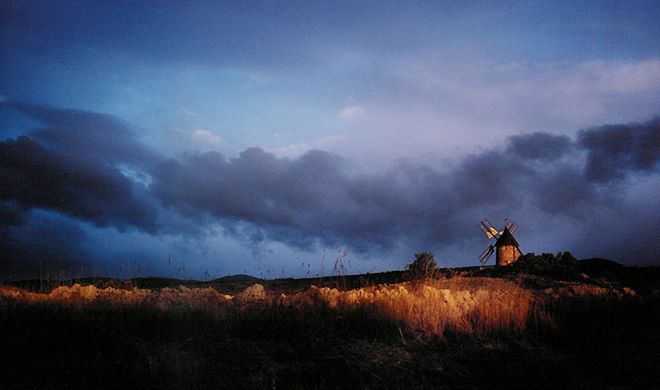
[278,277,533,336]
[0,276,628,338]
[2,275,656,389]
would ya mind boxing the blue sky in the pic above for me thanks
[1,1,659,280]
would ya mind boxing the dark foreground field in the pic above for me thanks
[1,260,659,389]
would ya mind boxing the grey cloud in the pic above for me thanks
[578,118,660,182]
[0,136,160,232]
[2,102,161,169]
[0,209,89,281]
[507,132,572,161]
[571,190,660,265]
[0,200,26,228]
[151,147,398,251]
[151,147,454,252]
[2,102,660,272]
[529,165,598,214]
[451,150,532,205]
[0,102,162,233]
[149,143,588,253]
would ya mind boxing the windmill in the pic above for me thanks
[479,219,522,266]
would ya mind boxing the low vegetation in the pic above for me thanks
[1,258,659,389]
[405,251,438,281]
[508,251,580,279]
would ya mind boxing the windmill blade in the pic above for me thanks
[479,244,495,264]
[479,219,501,239]
[505,220,518,234]
[479,246,495,265]
[478,223,492,238]
[480,218,495,231]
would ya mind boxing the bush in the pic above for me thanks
[406,252,438,280]
[511,252,579,280]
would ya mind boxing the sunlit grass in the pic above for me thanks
[1,275,657,389]
[0,276,621,338]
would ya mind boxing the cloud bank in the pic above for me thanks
[1,102,659,278]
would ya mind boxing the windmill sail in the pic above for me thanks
[505,220,518,234]
[478,218,521,266]
[479,244,495,264]
[479,219,500,239]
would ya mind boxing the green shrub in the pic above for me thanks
[511,252,579,280]
[406,252,438,280]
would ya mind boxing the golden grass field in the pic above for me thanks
[1,267,659,389]
[1,276,624,337]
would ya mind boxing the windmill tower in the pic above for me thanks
[479,219,522,266]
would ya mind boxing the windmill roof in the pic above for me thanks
[496,227,519,247]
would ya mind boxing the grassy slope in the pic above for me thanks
[2,261,660,389]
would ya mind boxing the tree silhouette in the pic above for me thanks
[406,252,437,280]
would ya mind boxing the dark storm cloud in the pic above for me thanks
[0,103,161,233]
[151,147,543,252]
[507,132,572,161]
[0,209,90,280]
[451,150,531,205]
[2,102,660,268]
[145,139,595,253]
[150,147,422,251]
[0,200,26,228]
[0,136,159,232]
[528,165,598,214]
[578,118,660,182]
[3,102,160,167]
